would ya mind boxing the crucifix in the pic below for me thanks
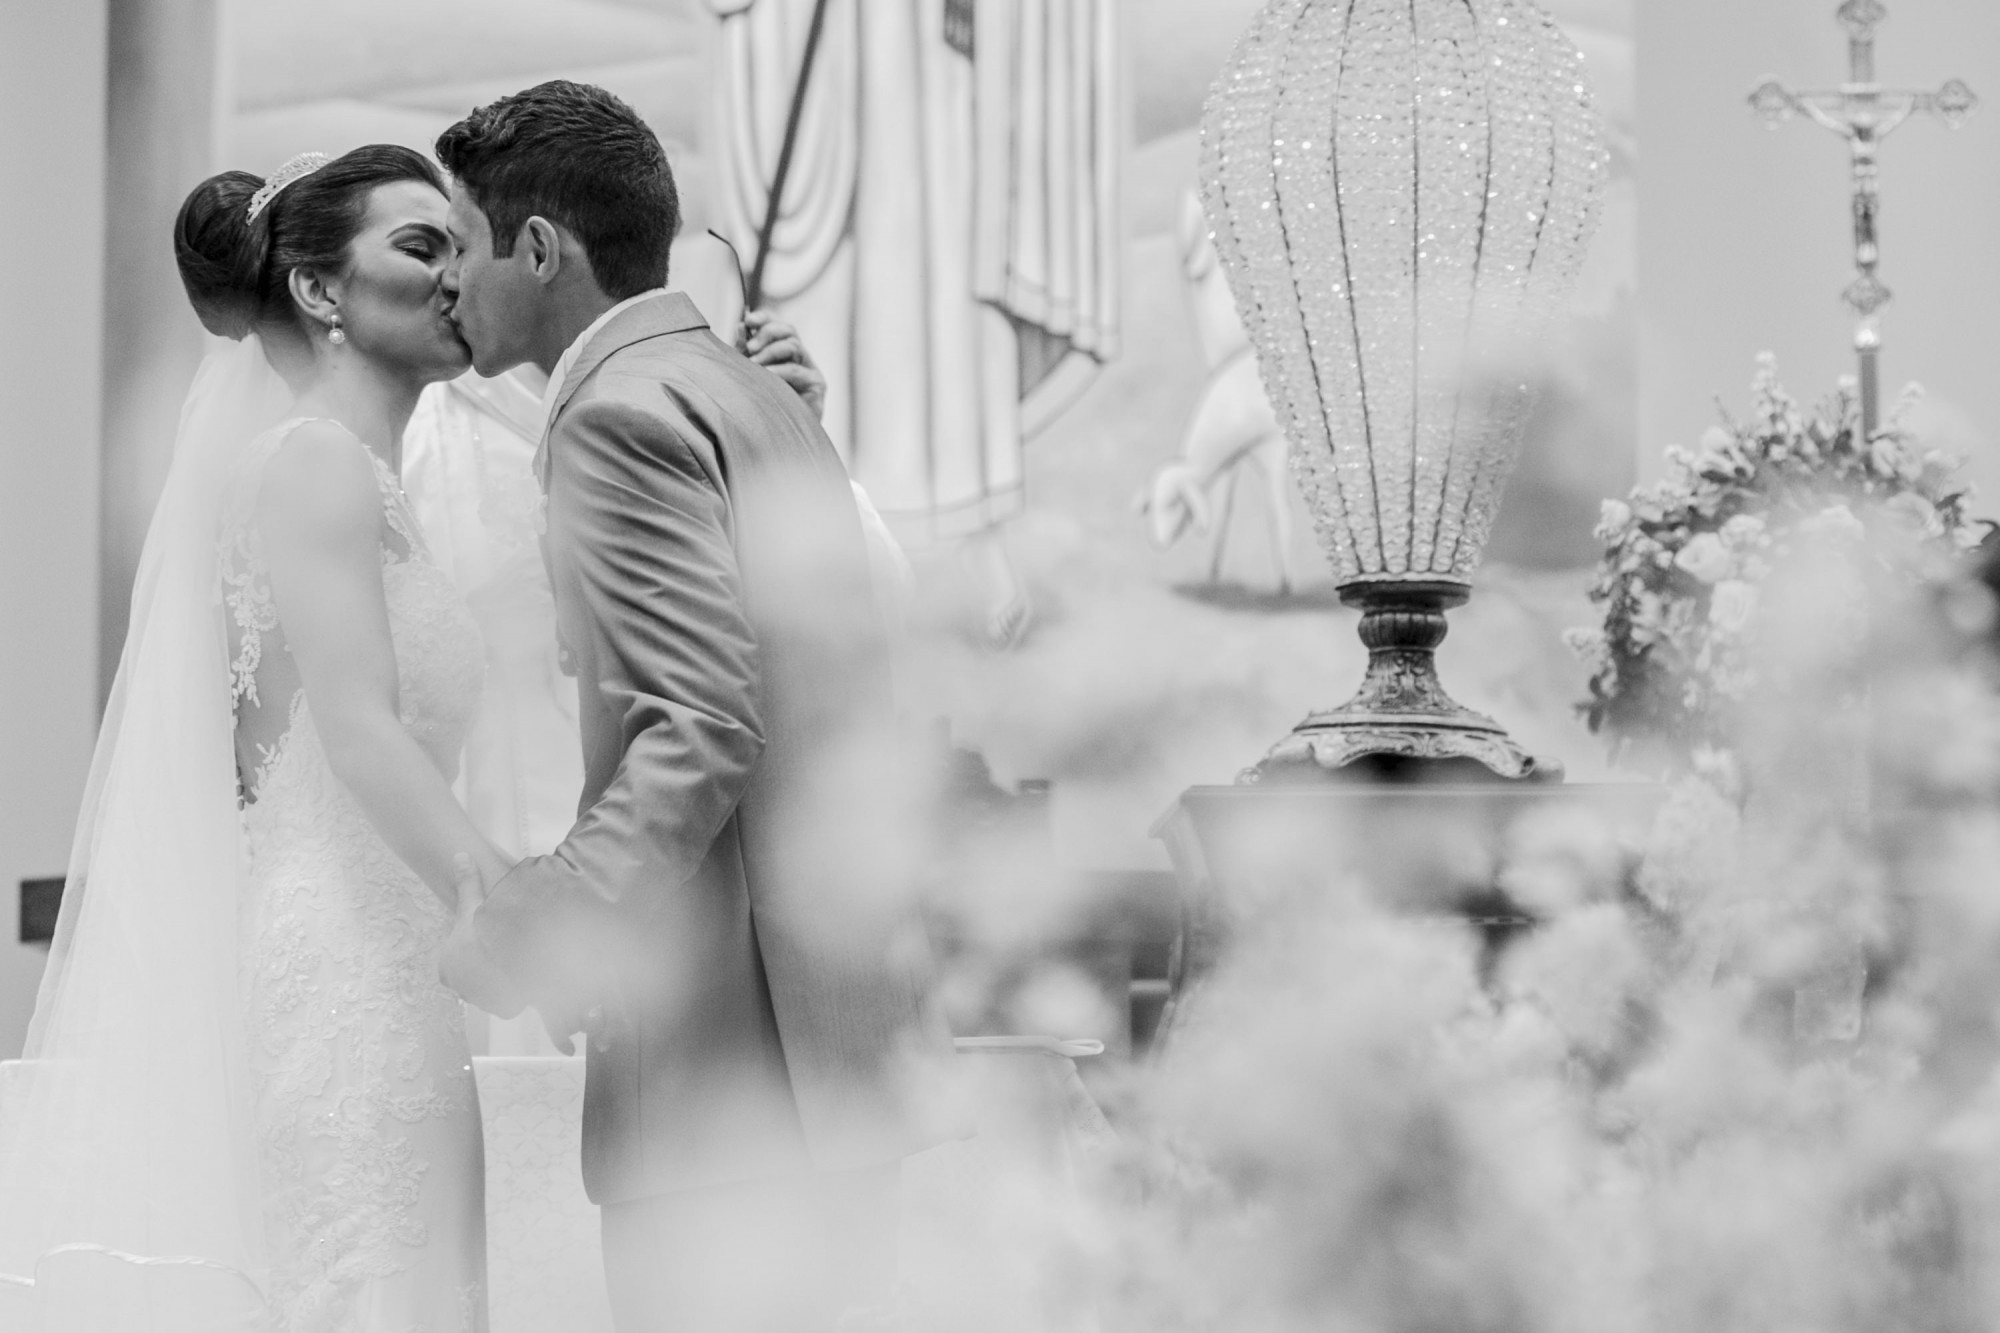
[1749,0,1977,438]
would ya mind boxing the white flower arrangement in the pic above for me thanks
[1569,356,1977,773]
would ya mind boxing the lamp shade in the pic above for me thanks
[1199,0,1606,586]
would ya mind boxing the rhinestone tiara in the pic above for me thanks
[245,151,330,223]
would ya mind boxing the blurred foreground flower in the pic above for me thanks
[1067,637,2000,1333]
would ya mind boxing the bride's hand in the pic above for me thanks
[739,309,826,420]
[440,853,527,1018]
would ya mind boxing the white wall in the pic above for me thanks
[101,0,221,692]
[1639,0,2000,495]
[0,0,109,1056]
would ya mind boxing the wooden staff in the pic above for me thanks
[745,0,833,310]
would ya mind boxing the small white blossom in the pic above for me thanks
[1797,503,1866,544]
[1675,533,1734,584]
[1595,498,1633,540]
[1869,438,1909,479]
[1920,447,1965,491]
[1563,626,1610,671]
[1629,591,1667,646]
[1708,580,1758,636]
[1720,514,1766,546]
[1884,491,1941,535]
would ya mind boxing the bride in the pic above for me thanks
[0,145,523,1331]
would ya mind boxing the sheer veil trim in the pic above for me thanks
[0,336,293,1326]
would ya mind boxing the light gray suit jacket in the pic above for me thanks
[476,292,953,1205]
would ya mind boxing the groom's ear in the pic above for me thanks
[522,216,563,287]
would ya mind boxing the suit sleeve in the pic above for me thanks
[476,395,764,1009]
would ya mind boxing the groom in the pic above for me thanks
[435,81,953,1332]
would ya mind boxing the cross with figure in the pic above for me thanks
[1750,0,1977,437]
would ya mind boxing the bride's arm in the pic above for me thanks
[260,427,523,1016]
[256,425,511,911]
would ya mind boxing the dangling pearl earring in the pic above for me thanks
[328,314,346,346]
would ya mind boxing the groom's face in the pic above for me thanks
[443,184,541,377]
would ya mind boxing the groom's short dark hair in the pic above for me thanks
[436,81,677,299]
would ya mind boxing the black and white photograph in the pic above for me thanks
[1,0,1998,1329]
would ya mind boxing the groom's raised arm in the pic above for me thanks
[475,395,765,1019]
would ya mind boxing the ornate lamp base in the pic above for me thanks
[1249,580,1560,785]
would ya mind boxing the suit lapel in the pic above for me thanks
[533,291,711,491]
[534,291,713,676]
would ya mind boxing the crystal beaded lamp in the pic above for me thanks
[1200,0,1607,782]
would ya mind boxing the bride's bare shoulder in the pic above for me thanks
[254,419,385,539]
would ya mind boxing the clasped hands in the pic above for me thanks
[439,854,596,1055]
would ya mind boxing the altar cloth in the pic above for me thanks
[474,1055,609,1333]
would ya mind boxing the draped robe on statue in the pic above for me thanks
[709,0,1121,547]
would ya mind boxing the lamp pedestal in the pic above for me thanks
[1251,580,1558,784]
[1151,782,1662,1028]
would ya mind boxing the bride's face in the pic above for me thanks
[324,181,471,383]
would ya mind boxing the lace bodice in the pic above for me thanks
[220,418,486,801]
[220,417,490,1331]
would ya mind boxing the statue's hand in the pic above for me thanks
[1135,463,1213,547]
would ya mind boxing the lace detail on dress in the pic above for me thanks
[219,419,425,722]
[248,691,309,803]
[242,712,482,1330]
[223,417,491,1332]
[222,521,279,709]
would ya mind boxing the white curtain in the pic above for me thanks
[710,0,1121,547]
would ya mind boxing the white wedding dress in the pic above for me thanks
[222,418,490,1332]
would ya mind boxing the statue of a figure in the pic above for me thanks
[708,0,1121,644]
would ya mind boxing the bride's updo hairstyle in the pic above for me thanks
[174,145,445,340]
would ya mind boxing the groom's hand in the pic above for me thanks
[535,1002,596,1058]
[739,309,827,421]
[475,853,620,1050]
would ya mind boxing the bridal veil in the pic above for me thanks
[0,337,292,1329]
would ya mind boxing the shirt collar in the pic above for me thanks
[538,287,670,440]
